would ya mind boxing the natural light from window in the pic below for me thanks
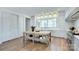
[36,18,56,28]
[36,11,58,28]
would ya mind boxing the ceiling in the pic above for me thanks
[2,7,70,16]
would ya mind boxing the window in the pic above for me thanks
[37,18,56,28]
[48,19,56,27]
[40,20,47,27]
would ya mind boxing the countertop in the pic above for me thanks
[74,35,79,39]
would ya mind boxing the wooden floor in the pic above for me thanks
[0,37,70,51]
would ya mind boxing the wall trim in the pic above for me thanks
[1,36,23,44]
[51,36,67,39]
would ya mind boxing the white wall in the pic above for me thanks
[31,13,69,38]
[18,15,26,36]
[0,9,27,43]
[28,10,75,38]
[51,14,68,38]
[0,12,2,43]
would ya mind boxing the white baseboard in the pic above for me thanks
[0,34,22,44]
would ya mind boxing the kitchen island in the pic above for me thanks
[67,31,79,51]
[74,35,79,51]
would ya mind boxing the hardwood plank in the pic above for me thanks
[0,37,70,51]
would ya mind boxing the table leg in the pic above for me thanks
[23,32,26,47]
[48,33,51,50]
[33,35,34,45]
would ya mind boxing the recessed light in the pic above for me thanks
[36,16,41,19]
[49,15,52,17]
[40,16,44,18]
[53,13,58,17]
[44,15,48,18]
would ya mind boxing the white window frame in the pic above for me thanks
[36,18,56,28]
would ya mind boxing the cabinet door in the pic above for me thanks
[74,37,79,51]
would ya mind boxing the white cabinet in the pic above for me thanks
[67,32,74,50]
[74,36,79,51]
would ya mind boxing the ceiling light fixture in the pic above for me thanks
[36,11,58,19]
